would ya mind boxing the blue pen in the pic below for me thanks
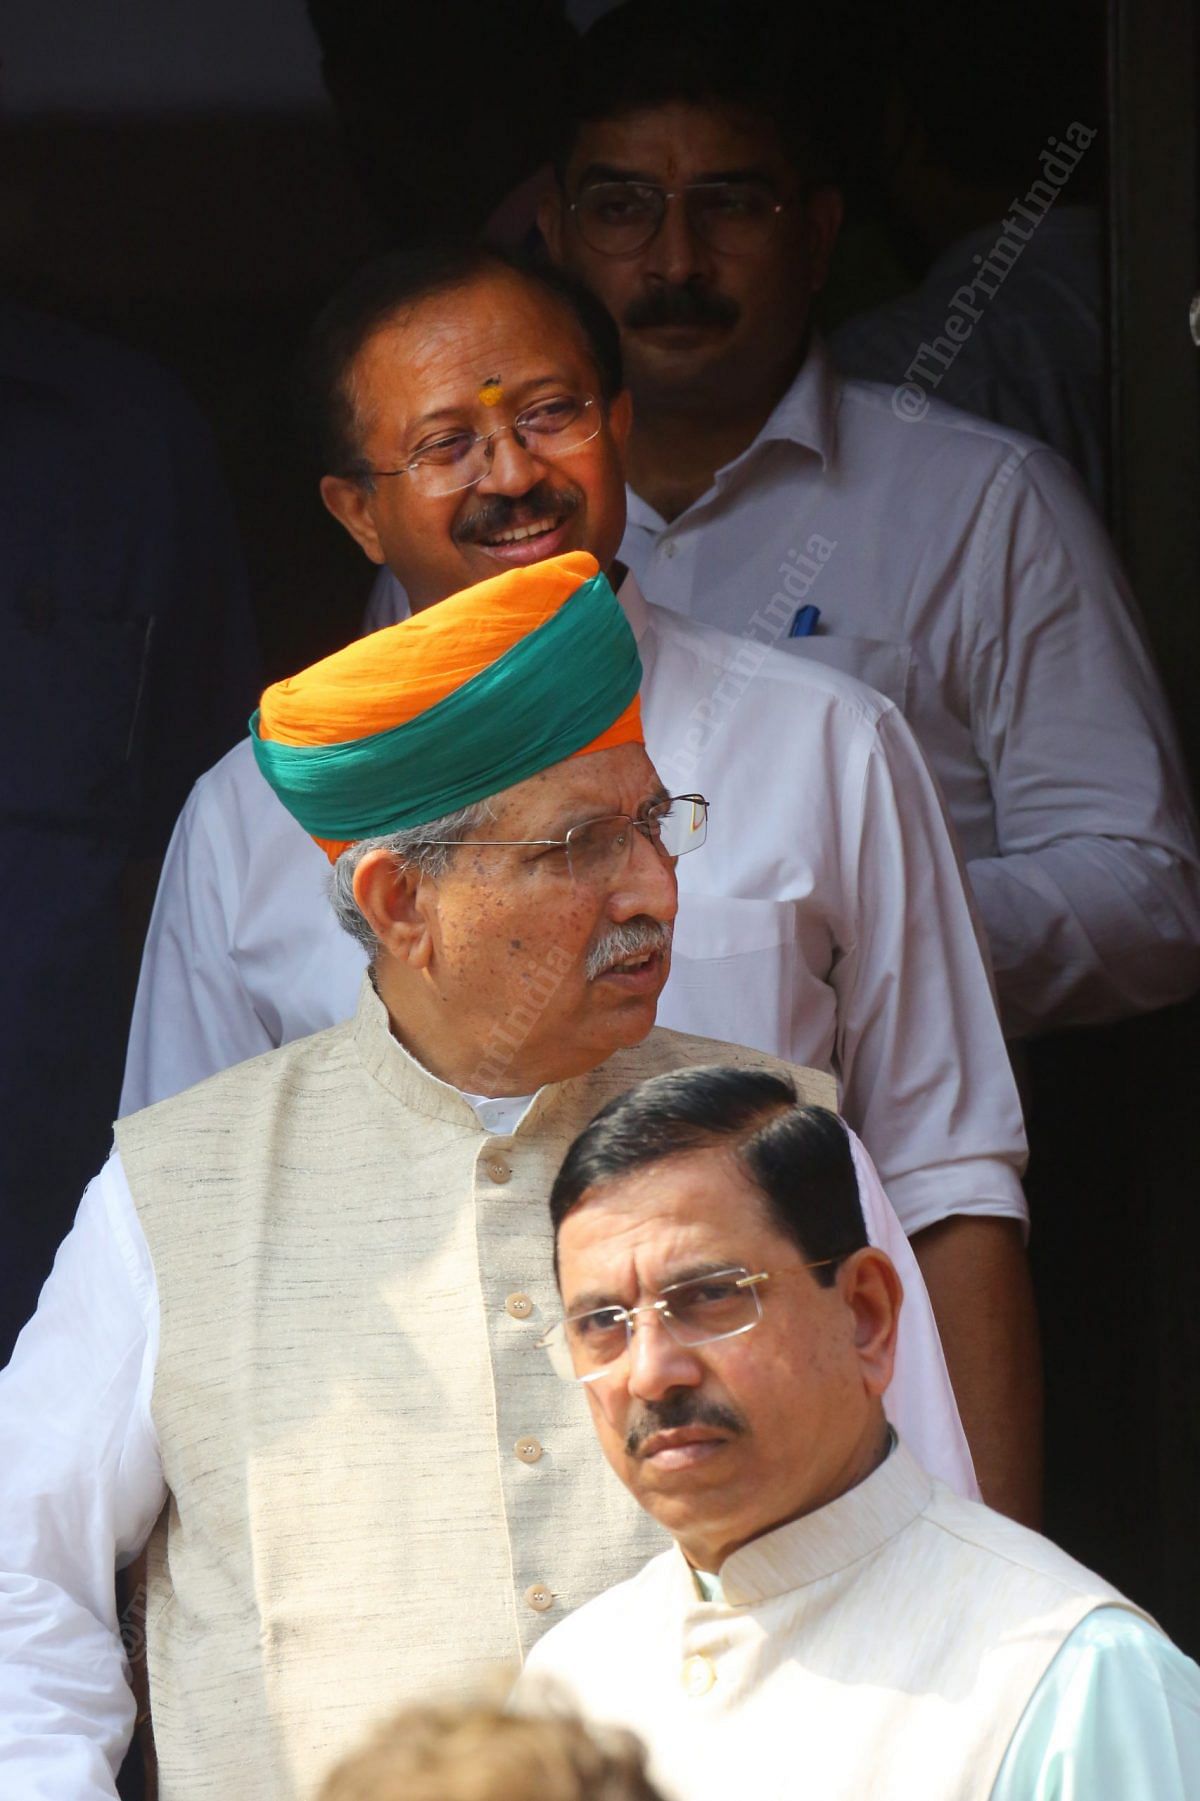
[789,604,821,638]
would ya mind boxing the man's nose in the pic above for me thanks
[625,1309,704,1403]
[474,427,548,497]
[608,827,679,926]
[643,192,712,286]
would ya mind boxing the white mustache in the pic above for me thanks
[585,918,674,982]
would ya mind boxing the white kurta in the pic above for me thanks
[518,1441,1198,1801]
[612,340,1200,1038]
[121,577,1026,1241]
[0,994,972,1798]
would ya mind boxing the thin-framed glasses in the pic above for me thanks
[570,180,787,258]
[367,393,601,497]
[421,794,708,886]
[538,1261,843,1384]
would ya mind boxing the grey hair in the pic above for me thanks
[328,797,497,956]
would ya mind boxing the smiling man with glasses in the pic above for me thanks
[518,1063,1200,1801]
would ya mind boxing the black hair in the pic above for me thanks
[549,1064,867,1284]
[298,243,624,479]
[559,0,850,188]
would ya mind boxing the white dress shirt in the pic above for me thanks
[122,576,1027,1238]
[616,339,1200,1038]
[0,1065,973,1797]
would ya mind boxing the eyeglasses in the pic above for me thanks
[570,180,787,259]
[366,393,602,497]
[421,794,708,886]
[538,1261,844,1384]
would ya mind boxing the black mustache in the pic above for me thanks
[453,480,582,546]
[624,285,740,331]
[625,1393,746,1458]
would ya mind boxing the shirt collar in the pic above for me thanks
[679,1435,932,1609]
[351,975,540,1132]
[624,337,839,535]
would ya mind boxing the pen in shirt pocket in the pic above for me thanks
[789,605,821,638]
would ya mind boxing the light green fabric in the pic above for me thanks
[249,571,641,838]
[992,1606,1200,1799]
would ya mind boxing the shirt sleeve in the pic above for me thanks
[846,1132,979,1501]
[967,448,1200,1037]
[832,702,1028,1238]
[0,1154,166,1798]
[991,1606,1200,1800]
[120,774,277,1113]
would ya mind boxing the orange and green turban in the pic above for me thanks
[250,552,643,861]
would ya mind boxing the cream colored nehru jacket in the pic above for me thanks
[115,979,835,1799]
[519,1441,1149,1801]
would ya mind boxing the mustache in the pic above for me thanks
[585,917,674,983]
[452,479,582,546]
[624,284,740,331]
[625,1392,747,1459]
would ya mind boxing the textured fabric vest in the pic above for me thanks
[519,1442,1153,1801]
[115,981,834,1799]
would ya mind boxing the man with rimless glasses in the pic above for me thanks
[519,1065,1200,1800]
[122,244,1032,1523]
[0,555,972,1795]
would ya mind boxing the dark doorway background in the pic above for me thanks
[2,0,1197,1703]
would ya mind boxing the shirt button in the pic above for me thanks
[682,1654,716,1696]
[524,1582,554,1613]
[505,1292,534,1320]
[514,1435,543,1463]
[663,541,677,559]
[486,1156,512,1184]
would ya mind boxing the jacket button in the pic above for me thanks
[515,1435,543,1463]
[486,1157,512,1184]
[524,1582,554,1613]
[682,1654,716,1696]
[505,1292,534,1320]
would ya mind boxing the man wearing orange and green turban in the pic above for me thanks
[0,548,974,1797]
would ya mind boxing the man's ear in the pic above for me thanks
[319,475,388,566]
[801,186,846,296]
[538,184,567,264]
[352,847,435,967]
[841,1248,903,1399]
[606,387,634,457]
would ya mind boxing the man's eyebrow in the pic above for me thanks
[575,162,659,188]
[574,163,779,189]
[407,376,571,434]
[564,1260,747,1315]
[539,787,671,841]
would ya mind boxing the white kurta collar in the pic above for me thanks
[684,1438,933,1608]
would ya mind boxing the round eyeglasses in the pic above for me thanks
[538,1261,843,1384]
[366,393,601,497]
[570,180,787,259]
[420,794,708,887]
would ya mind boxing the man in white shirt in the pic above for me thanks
[122,246,1036,1517]
[518,1063,1200,1800]
[538,0,1200,1040]
[0,554,976,1797]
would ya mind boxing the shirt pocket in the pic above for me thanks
[661,893,838,1075]
[783,634,914,715]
